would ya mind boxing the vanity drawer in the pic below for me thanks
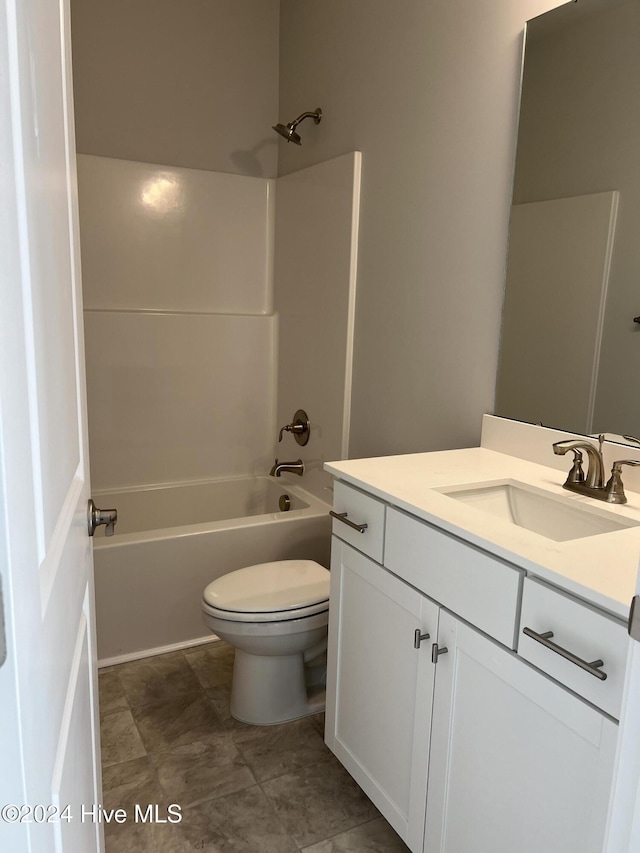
[519,577,628,719]
[384,508,523,648]
[331,481,385,563]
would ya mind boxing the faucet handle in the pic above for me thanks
[611,459,640,476]
[604,459,640,504]
[278,424,303,441]
[278,409,310,446]
[565,449,585,486]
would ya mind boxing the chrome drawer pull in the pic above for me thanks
[522,627,607,681]
[329,511,368,533]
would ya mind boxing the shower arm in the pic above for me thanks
[288,110,322,131]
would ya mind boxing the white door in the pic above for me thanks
[0,0,102,851]
[325,539,438,852]
[425,611,618,853]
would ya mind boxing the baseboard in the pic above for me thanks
[98,633,221,669]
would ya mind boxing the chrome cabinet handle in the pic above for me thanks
[522,627,607,681]
[329,511,368,533]
[414,629,430,649]
[431,644,448,664]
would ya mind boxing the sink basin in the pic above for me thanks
[437,480,640,542]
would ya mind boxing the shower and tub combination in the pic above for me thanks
[93,425,333,724]
[80,117,361,722]
[93,473,331,664]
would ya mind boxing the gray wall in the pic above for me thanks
[71,0,570,461]
[278,0,562,459]
[71,0,280,177]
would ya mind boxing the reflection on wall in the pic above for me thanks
[78,155,276,490]
[510,0,640,436]
[495,191,617,434]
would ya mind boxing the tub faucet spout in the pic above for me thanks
[270,458,304,477]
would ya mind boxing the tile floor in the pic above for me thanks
[99,641,410,852]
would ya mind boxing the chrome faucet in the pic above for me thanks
[552,434,640,504]
[269,458,305,477]
[552,434,606,489]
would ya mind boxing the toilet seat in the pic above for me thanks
[202,600,329,624]
[202,560,329,624]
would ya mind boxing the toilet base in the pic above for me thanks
[230,649,326,726]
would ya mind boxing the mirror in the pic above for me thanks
[494,0,640,444]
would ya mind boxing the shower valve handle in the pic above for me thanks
[278,409,310,446]
[279,422,306,440]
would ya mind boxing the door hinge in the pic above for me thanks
[629,595,640,643]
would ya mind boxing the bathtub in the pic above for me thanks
[92,476,331,666]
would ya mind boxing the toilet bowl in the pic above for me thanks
[202,559,330,726]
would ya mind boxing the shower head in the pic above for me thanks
[272,123,302,145]
[272,108,322,145]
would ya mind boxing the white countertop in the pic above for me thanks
[325,447,640,620]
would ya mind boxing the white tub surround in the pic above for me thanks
[84,311,276,490]
[93,478,330,665]
[77,155,274,315]
[78,155,277,492]
[80,152,363,497]
[78,152,362,671]
[325,415,640,619]
[274,153,361,500]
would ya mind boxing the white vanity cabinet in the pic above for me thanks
[325,537,439,851]
[425,610,618,853]
[325,480,623,853]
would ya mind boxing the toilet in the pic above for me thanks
[201,559,330,726]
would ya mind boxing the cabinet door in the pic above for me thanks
[326,538,439,852]
[425,611,618,853]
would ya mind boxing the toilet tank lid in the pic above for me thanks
[202,560,330,614]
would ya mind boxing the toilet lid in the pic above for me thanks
[202,560,330,616]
